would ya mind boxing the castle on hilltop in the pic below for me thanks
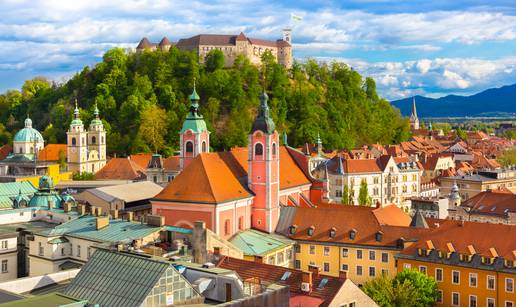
[136,30,293,68]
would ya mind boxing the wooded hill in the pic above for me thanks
[0,48,410,156]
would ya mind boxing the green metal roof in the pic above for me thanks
[41,215,162,243]
[13,118,44,143]
[164,225,193,234]
[0,181,37,209]
[2,154,35,162]
[229,229,295,256]
[28,192,63,209]
[0,292,87,307]
[48,237,69,244]
[64,249,188,307]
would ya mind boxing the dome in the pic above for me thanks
[38,175,54,190]
[14,117,44,143]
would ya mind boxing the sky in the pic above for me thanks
[0,0,515,100]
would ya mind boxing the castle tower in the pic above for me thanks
[282,29,292,44]
[87,103,106,173]
[449,181,461,207]
[67,100,88,173]
[180,83,210,170]
[248,91,280,233]
[409,97,420,130]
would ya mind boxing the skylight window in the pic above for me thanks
[317,278,328,289]
[280,271,291,281]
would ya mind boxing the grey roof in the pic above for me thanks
[0,289,24,304]
[275,206,298,236]
[83,181,163,203]
[64,249,172,307]
[410,210,429,228]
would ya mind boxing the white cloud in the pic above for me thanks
[416,59,432,74]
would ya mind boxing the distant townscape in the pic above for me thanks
[0,29,514,307]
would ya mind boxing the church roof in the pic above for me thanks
[13,117,43,143]
[250,92,275,134]
[154,146,311,204]
[159,36,172,46]
[0,144,12,160]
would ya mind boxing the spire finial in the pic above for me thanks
[94,99,99,118]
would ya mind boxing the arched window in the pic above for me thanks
[238,216,244,230]
[202,141,207,153]
[92,136,96,144]
[255,143,263,156]
[101,136,104,144]
[224,219,231,236]
[272,143,277,156]
[72,138,76,146]
[185,141,193,153]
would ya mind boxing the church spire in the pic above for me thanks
[409,96,420,130]
[188,79,200,117]
[71,99,83,126]
[411,96,418,119]
[250,91,275,134]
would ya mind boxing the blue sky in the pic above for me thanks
[0,0,515,100]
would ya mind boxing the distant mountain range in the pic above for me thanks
[391,84,516,118]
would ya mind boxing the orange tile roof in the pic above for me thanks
[94,158,146,180]
[288,206,424,248]
[461,190,515,216]
[129,153,153,169]
[154,152,252,204]
[163,156,180,172]
[372,204,412,226]
[217,257,344,306]
[0,144,12,160]
[401,219,516,260]
[37,144,67,161]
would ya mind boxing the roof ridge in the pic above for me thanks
[235,231,259,255]
[200,154,218,203]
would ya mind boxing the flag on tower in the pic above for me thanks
[290,13,303,21]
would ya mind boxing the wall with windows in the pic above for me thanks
[0,236,18,282]
[397,258,515,307]
[294,242,399,285]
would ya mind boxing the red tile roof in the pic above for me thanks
[37,144,67,161]
[401,219,516,260]
[129,153,153,169]
[0,144,12,160]
[460,190,515,217]
[94,158,146,180]
[163,156,180,172]
[217,257,344,306]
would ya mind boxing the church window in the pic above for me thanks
[72,137,76,146]
[272,143,277,155]
[92,136,96,144]
[224,219,231,236]
[238,216,244,230]
[82,137,85,145]
[255,143,263,156]
[202,141,207,153]
[185,141,193,153]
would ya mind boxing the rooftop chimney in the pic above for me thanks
[110,209,119,219]
[63,203,72,213]
[308,264,320,278]
[96,216,109,230]
[78,204,86,216]
[146,215,165,227]
[301,271,313,292]
[126,212,134,222]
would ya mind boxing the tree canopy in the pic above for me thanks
[0,47,409,156]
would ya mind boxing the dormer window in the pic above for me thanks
[307,226,315,236]
[329,227,336,238]
[349,229,356,240]
[289,225,297,235]
[375,231,383,242]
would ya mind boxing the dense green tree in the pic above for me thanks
[138,105,168,153]
[204,50,225,72]
[394,269,439,307]
[341,184,352,205]
[455,128,468,141]
[358,179,371,206]
[498,148,516,166]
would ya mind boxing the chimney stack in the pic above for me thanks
[78,204,86,215]
[308,264,320,278]
[63,203,72,213]
[96,216,109,230]
[146,215,165,227]
[96,207,102,217]
[110,209,119,219]
[301,271,313,292]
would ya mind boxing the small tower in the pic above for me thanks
[248,91,280,233]
[449,181,461,207]
[87,102,106,173]
[179,83,210,170]
[409,97,420,130]
[282,28,292,44]
[67,100,88,173]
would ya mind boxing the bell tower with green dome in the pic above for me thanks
[87,102,106,173]
[67,100,88,173]
[179,82,210,170]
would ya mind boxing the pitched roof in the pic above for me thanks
[64,249,178,307]
[326,156,381,174]
[400,219,516,260]
[163,156,180,172]
[460,190,516,216]
[158,36,171,46]
[372,204,412,226]
[0,293,85,307]
[37,144,67,161]
[154,152,252,204]
[288,206,426,248]
[84,181,163,203]
[95,158,146,181]
[0,144,12,160]
[136,37,154,49]
[217,257,344,306]
[129,153,153,169]
[229,229,294,256]
[0,181,37,209]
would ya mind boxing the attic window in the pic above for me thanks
[329,227,336,238]
[375,231,383,242]
[317,278,329,290]
[307,226,315,236]
[289,225,297,235]
[280,271,291,281]
[349,229,356,240]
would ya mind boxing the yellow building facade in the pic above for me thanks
[16,164,71,188]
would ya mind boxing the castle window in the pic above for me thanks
[255,143,263,156]
[185,141,193,153]
[92,136,96,144]
[202,141,207,153]
[72,137,76,146]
